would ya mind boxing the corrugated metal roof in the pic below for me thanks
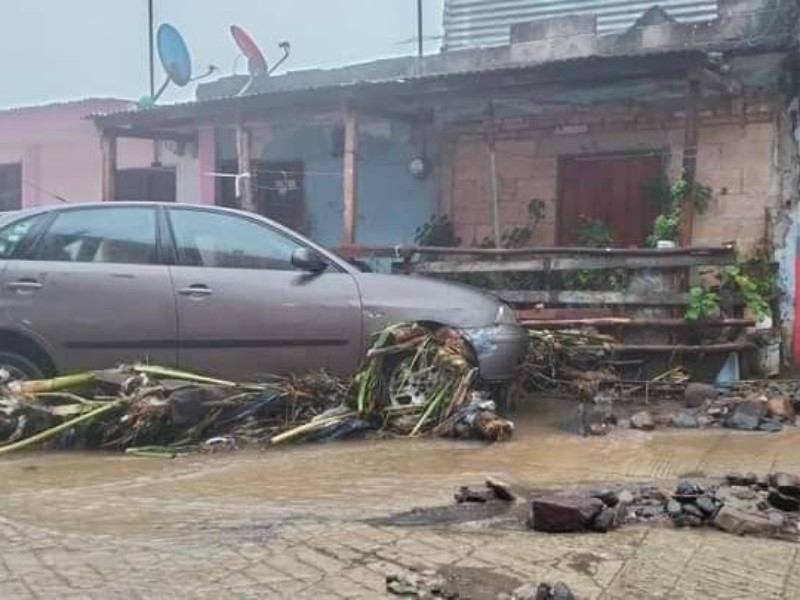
[91,49,707,126]
[443,0,719,50]
[0,98,134,116]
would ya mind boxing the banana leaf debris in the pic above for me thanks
[0,324,514,456]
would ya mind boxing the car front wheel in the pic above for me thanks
[0,351,46,381]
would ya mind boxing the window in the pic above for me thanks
[0,163,22,212]
[116,167,176,202]
[169,209,300,271]
[34,208,158,265]
[0,214,43,259]
[216,157,307,234]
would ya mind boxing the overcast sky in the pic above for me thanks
[0,0,445,108]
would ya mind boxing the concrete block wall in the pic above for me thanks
[443,106,777,251]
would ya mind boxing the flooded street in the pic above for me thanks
[1,398,800,598]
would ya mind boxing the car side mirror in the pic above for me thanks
[291,247,327,273]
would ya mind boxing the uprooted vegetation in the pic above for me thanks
[0,323,513,456]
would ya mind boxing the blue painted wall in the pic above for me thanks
[216,121,435,253]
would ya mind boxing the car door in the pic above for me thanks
[165,206,362,380]
[2,206,178,372]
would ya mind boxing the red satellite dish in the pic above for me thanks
[230,25,269,76]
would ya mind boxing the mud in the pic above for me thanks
[0,397,798,538]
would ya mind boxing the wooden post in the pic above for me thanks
[486,102,502,249]
[235,122,253,212]
[342,109,359,245]
[679,71,701,246]
[100,133,117,201]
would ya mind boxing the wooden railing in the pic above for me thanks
[333,244,737,309]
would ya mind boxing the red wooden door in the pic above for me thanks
[558,155,663,247]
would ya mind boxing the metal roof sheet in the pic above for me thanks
[443,0,719,50]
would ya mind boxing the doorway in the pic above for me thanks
[558,153,663,247]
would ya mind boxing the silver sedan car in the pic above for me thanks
[0,203,528,388]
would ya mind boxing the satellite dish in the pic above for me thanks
[231,25,268,76]
[229,25,292,96]
[158,24,193,86]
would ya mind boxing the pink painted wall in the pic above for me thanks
[0,98,210,207]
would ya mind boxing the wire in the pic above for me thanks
[22,179,70,203]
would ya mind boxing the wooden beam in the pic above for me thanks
[100,133,117,201]
[330,244,736,259]
[679,71,701,246]
[235,123,253,212]
[566,342,755,354]
[103,127,196,145]
[496,290,690,306]
[342,109,359,245]
[520,317,755,329]
[408,253,736,274]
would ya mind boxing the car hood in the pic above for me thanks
[353,273,501,331]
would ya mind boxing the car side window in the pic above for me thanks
[0,214,44,259]
[34,208,158,265]
[168,209,300,271]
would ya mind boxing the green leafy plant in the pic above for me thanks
[563,216,626,291]
[643,176,713,246]
[646,211,681,247]
[478,198,546,249]
[685,286,720,321]
[723,265,771,321]
[574,216,614,247]
[414,215,461,247]
[740,241,780,305]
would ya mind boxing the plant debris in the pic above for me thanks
[0,323,514,455]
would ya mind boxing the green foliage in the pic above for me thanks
[723,265,771,321]
[565,216,626,291]
[646,211,680,247]
[685,286,720,321]
[575,216,614,247]
[478,198,546,249]
[414,215,461,247]
[740,241,780,304]
[643,176,713,247]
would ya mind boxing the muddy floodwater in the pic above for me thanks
[1,398,800,598]
[0,398,798,536]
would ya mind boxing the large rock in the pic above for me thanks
[759,419,783,433]
[684,383,718,408]
[725,401,766,430]
[767,490,800,512]
[767,395,795,421]
[630,410,656,431]
[672,410,698,429]
[592,507,616,532]
[696,495,718,516]
[772,473,800,498]
[666,499,683,517]
[529,495,605,532]
[552,582,576,599]
[713,505,783,537]
[725,472,757,486]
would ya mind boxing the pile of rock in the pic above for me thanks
[666,473,800,539]
[505,582,575,600]
[385,569,576,600]
[524,473,800,541]
[623,382,798,433]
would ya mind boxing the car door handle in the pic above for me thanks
[7,280,43,291]
[178,285,213,297]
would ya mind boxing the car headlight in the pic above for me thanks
[495,303,518,325]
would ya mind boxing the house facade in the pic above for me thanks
[0,98,204,208]
[90,0,800,352]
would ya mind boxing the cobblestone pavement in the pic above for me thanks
[1,404,799,598]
